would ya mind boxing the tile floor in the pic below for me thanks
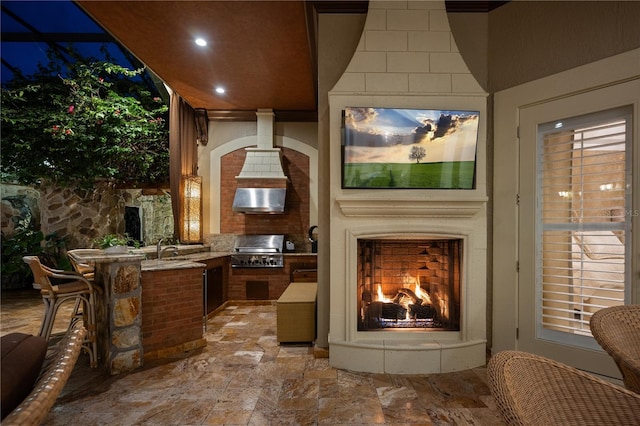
[1,290,505,425]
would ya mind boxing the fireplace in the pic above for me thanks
[327,94,488,374]
[357,238,461,332]
[328,211,487,374]
[326,0,488,376]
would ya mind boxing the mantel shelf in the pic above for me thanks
[336,197,487,218]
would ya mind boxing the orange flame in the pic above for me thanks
[376,284,392,303]
[414,282,432,304]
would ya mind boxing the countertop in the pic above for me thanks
[162,251,230,262]
[141,251,229,272]
[69,247,316,272]
[141,252,316,272]
[141,251,316,272]
[141,251,228,272]
[141,259,207,271]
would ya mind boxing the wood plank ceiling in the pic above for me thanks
[77,1,505,121]
[77,1,324,121]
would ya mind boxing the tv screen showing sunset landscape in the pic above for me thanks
[342,107,479,189]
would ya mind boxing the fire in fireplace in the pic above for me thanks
[357,238,461,331]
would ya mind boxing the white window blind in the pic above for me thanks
[537,106,631,339]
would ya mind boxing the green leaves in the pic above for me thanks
[1,49,169,188]
[93,233,139,249]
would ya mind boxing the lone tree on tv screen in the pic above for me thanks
[409,146,426,163]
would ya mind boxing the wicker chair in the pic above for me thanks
[67,249,100,282]
[23,256,100,368]
[590,304,640,394]
[2,322,87,426]
[488,350,640,426]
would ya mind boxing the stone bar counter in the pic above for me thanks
[69,245,316,374]
[69,250,146,375]
[68,249,209,375]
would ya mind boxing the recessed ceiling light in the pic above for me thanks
[215,87,225,94]
[195,38,207,47]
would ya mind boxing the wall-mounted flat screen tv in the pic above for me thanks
[342,107,479,189]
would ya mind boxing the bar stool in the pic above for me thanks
[23,256,101,368]
[67,249,100,281]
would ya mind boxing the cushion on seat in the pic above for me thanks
[277,282,317,303]
[49,280,90,294]
[1,333,48,419]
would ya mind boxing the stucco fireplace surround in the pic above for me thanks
[326,0,488,374]
[328,188,487,374]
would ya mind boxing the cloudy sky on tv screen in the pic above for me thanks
[343,107,479,164]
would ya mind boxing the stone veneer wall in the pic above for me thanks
[132,192,174,245]
[0,184,41,235]
[95,258,143,375]
[1,182,174,249]
[39,182,124,248]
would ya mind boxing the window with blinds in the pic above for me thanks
[537,106,631,340]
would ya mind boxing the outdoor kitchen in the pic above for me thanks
[65,231,316,375]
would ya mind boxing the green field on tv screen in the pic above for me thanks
[343,161,475,189]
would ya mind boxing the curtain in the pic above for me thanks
[169,93,197,242]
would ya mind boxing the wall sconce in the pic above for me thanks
[182,175,202,244]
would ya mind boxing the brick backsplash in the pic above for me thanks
[220,146,310,238]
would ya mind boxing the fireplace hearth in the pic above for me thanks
[358,239,461,331]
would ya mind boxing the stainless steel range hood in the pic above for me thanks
[232,188,286,214]
[232,109,288,214]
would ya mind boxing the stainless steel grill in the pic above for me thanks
[230,234,284,268]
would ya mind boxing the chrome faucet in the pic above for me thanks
[156,239,163,259]
[156,239,179,259]
[160,246,179,259]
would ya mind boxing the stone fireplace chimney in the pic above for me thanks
[327,0,488,374]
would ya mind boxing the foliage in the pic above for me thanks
[0,219,70,289]
[44,233,73,271]
[93,233,140,249]
[0,48,169,189]
[409,146,426,163]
